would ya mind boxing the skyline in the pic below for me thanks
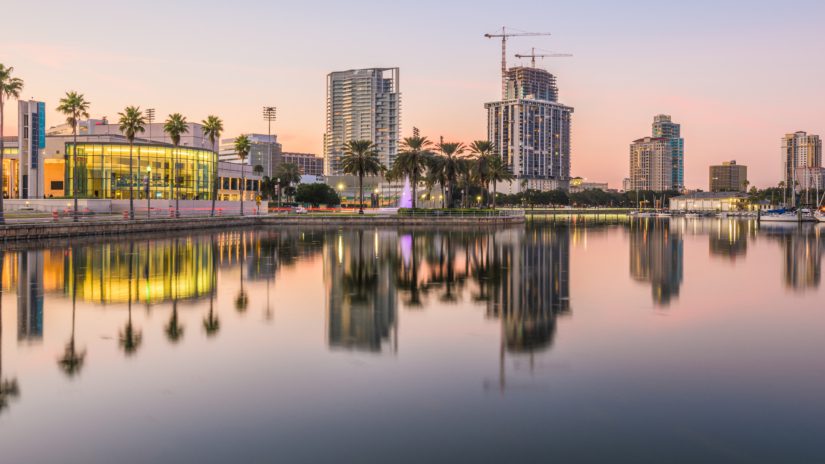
[2,0,824,189]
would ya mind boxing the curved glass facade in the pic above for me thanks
[66,143,217,200]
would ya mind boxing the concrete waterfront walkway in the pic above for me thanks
[0,211,526,242]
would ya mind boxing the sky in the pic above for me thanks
[1,0,824,189]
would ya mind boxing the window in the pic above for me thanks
[51,181,64,190]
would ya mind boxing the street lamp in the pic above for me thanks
[262,106,277,178]
[146,165,152,218]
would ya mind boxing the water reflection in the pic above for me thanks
[761,224,823,291]
[629,219,684,306]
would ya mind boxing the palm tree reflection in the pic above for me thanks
[58,247,86,378]
[0,251,20,413]
[119,243,142,356]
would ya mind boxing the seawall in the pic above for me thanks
[0,214,525,242]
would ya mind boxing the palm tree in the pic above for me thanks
[234,135,251,216]
[202,115,223,217]
[163,114,189,217]
[341,140,385,214]
[0,65,23,224]
[487,155,514,209]
[274,162,301,203]
[253,164,264,211]
[435,142,465,208]
[394,135,433,208]
[56,91,90,221]
[470,140,494,206]
[117,106,146,220]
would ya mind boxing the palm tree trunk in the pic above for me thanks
[493,180,497,209]
[128,141,134,220]
[0,99,5,224]
[73,127,79,222]
[210,141,217,217]
[175,147,180,217]
[412,170,417,209]
[240,172,245,216]
[358,172,364,214]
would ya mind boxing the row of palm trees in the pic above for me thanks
[339,132,514,213]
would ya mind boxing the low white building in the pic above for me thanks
[669,192,751,212]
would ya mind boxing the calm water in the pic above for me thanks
[0,219,823,463]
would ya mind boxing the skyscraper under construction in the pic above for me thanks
[485,66,574,192]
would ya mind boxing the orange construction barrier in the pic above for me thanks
[52,210,59,222]
[122,210,129,219]
[169,207,175,218]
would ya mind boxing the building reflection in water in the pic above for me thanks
[761,223,822,291]
[708,219,751,260]
[17,251,44,342]
[629,219,684,306]
[325,229,397,353]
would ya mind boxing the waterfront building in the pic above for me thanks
[668,191,751,212]
[282,152,324,177]
[569,177,608,193]
[709,160,748,192]
[629,137,673,191]
[486,66,573,192]
[782,131,823,192]
[324,68,400,175]
[220,134,282,177]
[652,115,684,191]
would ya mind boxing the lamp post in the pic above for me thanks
[374,187,380,208]
[276,177,281,211]
[338,183,345,208]
[262,106,277,178]
[146,165,151,218]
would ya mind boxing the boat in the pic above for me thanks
[761,208,818,223]
[684,213,699,219]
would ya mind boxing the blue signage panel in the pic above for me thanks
[31,106,39,169]
[37,102,46,149]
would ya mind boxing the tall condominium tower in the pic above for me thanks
[17,100,46,199]
[782,131,822,191]
[652,114,684,191]
[485,67,573,192]
[324,68,400,175]
[629,137,673,192]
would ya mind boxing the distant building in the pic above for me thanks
[220,134,282,178]
[652,115,684,191]
[782,131,822,192]
[324,68,400,175]
[622,177,632,192]
[569,177,608,193]
[709,160,748,192]
[629,137,672,192]
[282,152,324,177]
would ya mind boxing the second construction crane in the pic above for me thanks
[515,48,573,68]
[484,27,551,98]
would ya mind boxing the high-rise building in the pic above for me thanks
[281,152,324,177]
[629,137,673,191]
[17,100,46,198]
[709,160,748,192]
[651,115,684,191]
[219,134,282,177]
[324,68,400,175]
[782,131,822,192]
[486,66,573,192]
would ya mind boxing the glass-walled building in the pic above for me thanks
[65,142,217,200]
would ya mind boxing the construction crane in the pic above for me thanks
[515,47,573,68]
[484,27,551,97]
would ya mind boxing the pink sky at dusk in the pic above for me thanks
[1,0,823,189]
